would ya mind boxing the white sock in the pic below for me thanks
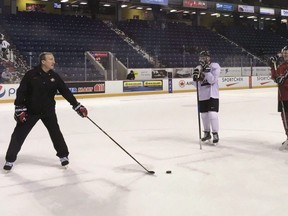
[201,112,210,132]
[208,111,219,133]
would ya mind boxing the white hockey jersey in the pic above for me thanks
[194,62,221,101]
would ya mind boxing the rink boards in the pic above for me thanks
[0,75,275,102]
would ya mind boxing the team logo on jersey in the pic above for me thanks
[0,85,6,98]
[201,79,210,86]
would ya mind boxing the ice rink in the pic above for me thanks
[1,87,288,216]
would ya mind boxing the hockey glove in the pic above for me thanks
[269,55,279,69]
[193,66,204,81]
[275,70,288,85]
[14,106,27,123]
[199,61,209,70]
[203,66,211,73]
[73,103,88,118]
[270,55,279,63]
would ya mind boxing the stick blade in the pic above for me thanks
[147,171,155,175]
[279,140,288,151]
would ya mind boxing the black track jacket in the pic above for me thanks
[15,66,78,114]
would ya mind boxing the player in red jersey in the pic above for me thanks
[270,46,288,150]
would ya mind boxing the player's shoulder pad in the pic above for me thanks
[210,62,221,70]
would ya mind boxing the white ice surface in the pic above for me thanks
[1,87,288,216]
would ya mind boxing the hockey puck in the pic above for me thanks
[166,170,172,174]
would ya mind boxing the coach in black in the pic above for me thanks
[3,52,88,171]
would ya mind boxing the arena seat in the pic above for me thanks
[117,20,262,67]
[1,12,152,81]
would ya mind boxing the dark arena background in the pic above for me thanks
[0,0,288,86]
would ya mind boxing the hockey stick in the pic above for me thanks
[273,61,288,150]
[87,116,155,174]
[196,80,202,150]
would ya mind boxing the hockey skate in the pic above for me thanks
[212,132,219,145]
[201,131,211,142]
[60,157,69,168]
[279,140,288,151]
[3,162,13,173]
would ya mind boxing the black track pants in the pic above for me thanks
[5,111,69,162]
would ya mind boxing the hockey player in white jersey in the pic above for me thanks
[192,50,221,144]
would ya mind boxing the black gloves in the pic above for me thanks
[269,55,280,69]
[14,106,27,123]
[73,103,88,118]
[275,71,288,85]
[193,66,204,81]
[270,56,279,63]
[199,60,209,70]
